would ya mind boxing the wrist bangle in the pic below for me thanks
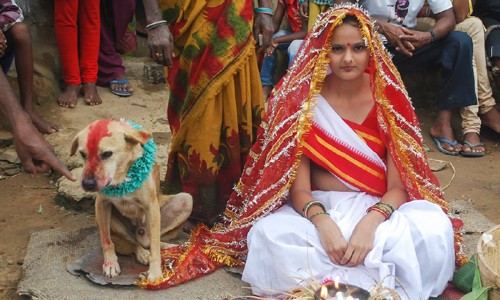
[253,7,274,16]
[377,201,395,214]
[367,206,389,220]
[302,200,326,218]
[301,200,315,217]
[429,30,436,42]
[146,20,168,31]
[309,211,329,222]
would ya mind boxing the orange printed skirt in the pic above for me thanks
[159,0,264,224]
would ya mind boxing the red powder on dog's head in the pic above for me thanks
[86,120,112,173]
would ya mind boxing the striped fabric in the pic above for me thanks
[0,0,23,31]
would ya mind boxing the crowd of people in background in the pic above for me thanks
[1,0,499,177]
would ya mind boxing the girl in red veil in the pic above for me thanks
[140,4,465,298]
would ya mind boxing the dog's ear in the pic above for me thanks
[70,133,80,156]
[124,128,152,145]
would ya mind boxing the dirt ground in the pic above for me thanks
[0,63,499,299]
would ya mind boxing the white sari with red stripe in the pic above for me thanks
[242,96,455,299]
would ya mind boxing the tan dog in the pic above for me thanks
[70,119,192,282]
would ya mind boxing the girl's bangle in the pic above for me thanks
[302,200,326,218]
[308,211,329,222]
[377,201,395,214]
[253,7,274,16]
[301,200,316,216]
[367,205,390,220]
[146,20,168,31]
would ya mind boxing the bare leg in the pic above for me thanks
[483,58,500,133]
[481,108,500,133]
[8,23,59,133]
[82,82,102,106]
[430,109,463,153]
[262,85,271,101]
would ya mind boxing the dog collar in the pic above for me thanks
[101,121,157,197]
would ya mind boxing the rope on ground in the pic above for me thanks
[428,158,456,191]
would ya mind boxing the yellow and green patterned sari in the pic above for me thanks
[159,0,264,224]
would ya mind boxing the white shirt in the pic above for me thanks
[359,0,452,28]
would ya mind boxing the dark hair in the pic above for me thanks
[341,14,360,26]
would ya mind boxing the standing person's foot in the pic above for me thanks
[57,84,80,108]
[480,108,500,134]
[461,132,485,157]
[82,83,102,106]
[430,124,462,155]
[109,76,133,97]
[27,111,59,134]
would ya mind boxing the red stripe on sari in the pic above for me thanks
[342,108,386,160]
[302,122,387,196]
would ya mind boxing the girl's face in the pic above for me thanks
[328,22,370,81]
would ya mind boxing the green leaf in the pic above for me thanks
[459,255,490,300]
[459,287,490,300]
[38,204,42,214]
[472,255,483,290]
[452,258,477,292]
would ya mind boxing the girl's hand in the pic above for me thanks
[315,216,348,265]
[340,213,382,266]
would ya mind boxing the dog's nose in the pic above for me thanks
[81,178,98,191]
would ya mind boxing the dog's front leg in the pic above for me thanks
[144,199,162,282]
[96,197,121,278]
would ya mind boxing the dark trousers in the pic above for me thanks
[0,47,14,74]
[97,0,136,85]
[387,31,477,110]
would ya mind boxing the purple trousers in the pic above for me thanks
[97,0,136,85]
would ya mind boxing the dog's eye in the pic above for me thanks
[79,151,87,160]
[101,151,113,160]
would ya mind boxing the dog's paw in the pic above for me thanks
[147,265,163,282]
[102,260,121,278]
[135,246,150,265]
[138,269,163,283]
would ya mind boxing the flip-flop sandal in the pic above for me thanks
[110,79,132,97]
[430,135,460,156]
[461,140,485,157]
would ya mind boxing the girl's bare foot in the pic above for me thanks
[57,85,81,108]
[27,111,59,134]
[82,83,102,106]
